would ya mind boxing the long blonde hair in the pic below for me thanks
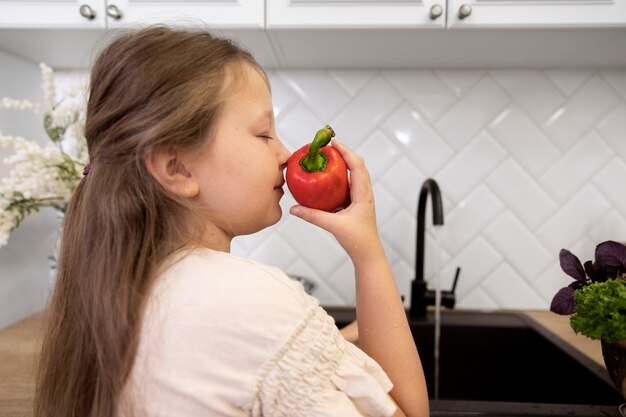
[34,26,263,417]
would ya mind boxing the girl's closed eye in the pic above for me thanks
[258,133,274,141]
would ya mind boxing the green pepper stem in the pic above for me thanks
[299,125,335,173]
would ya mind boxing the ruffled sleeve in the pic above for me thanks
[246,304,397,417]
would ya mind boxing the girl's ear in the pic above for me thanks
[145,147,199,198]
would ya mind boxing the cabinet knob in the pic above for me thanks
[429,4,443,20]
[106,4,123,20]
[458,3,472,19]
[79,4,96,20]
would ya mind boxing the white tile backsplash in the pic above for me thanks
[482,263,546,310]
[543,76,622,150]
[485,159,557,230]
[436,71,483,99]
[328,70,376,99]
[378,155,425,212]
[541,131,613,203]
[602,72,626,102]
[3,64,626,326]
[380,103,453,176]
[245,68,625,310]
[279,70,351,122]
[356,130,401,179]
[440,237,502,300]
[439,185,506,256]
[545,70,592,98]
[536,185,612,256]
[490,70,564,126]
[597,105,626,161]
[593,158,626,216]
[381,70,457,122]
[488,104,561,177]
[483,212,553,280]
[437,131,506,203]
[330,75,403,146]
[435,76,509,150]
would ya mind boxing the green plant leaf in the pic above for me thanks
[570,279,626,343]
[44,113,66,143]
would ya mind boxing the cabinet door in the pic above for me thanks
[267,0,447,29]
[104,0,264,29]
[447,0,626,28]
[0,0,106,28]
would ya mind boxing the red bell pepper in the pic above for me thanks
[286,125,350,212]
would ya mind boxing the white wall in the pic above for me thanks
[1,54,626,329]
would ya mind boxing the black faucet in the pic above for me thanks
[409,178,459,320]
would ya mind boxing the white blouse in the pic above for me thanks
[119,248,396,417]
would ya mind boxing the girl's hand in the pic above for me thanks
[291,141,430,417]
[289,140,382,262]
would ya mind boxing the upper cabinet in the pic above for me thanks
[106,0,263,29]
[0,0,264,29]
[0,0,625,69]
[267,0,446,29]
[0,0,273,68]
[266,0,626,30]
[263,0,626,68]
[447,0,626,28]
[0,1,107,28]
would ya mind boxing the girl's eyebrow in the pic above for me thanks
[254,109,274,126]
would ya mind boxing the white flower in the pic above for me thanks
[0,63,88,248]
[0,98,40,112]
[40,63,56,108]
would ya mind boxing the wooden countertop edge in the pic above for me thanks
[0,310,606,369]
[0,309,607,417]
[0,311,43,417]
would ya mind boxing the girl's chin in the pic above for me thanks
[270,207,283,225]
[253,207,283,234]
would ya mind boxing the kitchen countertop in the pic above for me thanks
[0,312,42,417]
[0,310,608,417]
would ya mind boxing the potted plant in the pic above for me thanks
[551,240,626,399]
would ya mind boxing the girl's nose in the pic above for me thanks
[276,139,291,166]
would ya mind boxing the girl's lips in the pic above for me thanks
[274,179,285,190]
[274,181,285,194]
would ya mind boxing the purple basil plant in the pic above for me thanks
[551,240,626,315]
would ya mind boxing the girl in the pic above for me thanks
[34,26,428,417]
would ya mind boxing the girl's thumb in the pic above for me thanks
[290,205,333,229]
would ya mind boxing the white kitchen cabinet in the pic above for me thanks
[0,0,264,30]
[0,0,625,69]
[447,0,626,28]
[0,1,106,28]
[267,0,626,30]
[105,0,263,29]
[2,1,624,31]
[0,0,274,68]
[265,0,626,68]
[267,0,447,29]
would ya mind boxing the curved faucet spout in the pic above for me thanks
[410,178,454,320]
[416,178,444,284]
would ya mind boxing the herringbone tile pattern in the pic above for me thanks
[232,69,626,310]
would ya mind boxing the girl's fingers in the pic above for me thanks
[290,205,336,230]
[332,140,372,202]
[332,140,363,171]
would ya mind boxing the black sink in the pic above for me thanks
[326,308,624,416]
